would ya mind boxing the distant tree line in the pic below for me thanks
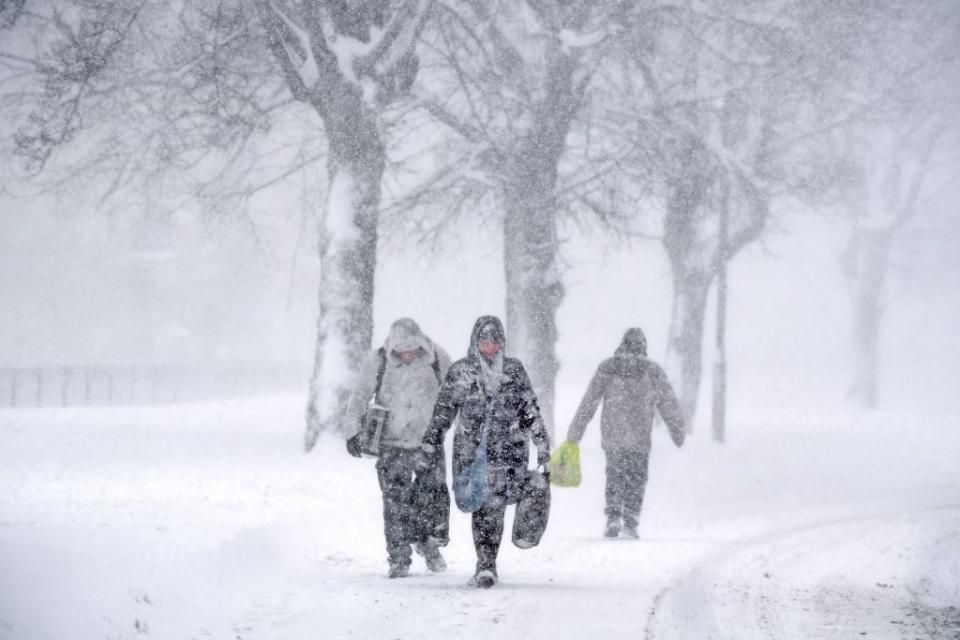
[1,0,957,435]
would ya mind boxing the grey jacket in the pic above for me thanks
[566,329,684,453]
[344,318,452,449]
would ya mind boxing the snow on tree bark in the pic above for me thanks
[307,142,383,433]
[257,1,431,439]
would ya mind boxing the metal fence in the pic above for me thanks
[0,364,308,408]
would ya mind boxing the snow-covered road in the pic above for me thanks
[1,394,958,639]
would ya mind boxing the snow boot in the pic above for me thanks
[471,569,497,589]
[388,562,410,579]
[604,517,621,538]
[415,541,447,573]
[622,524,639,539]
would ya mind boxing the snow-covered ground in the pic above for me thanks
[1,390,958,640]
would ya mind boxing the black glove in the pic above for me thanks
[537,448,551,467]
[346,434,362,458]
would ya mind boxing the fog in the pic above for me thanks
[1,1,959,638]
[2,1,958,423]
[2,157,957,418]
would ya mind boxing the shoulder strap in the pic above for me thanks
[373,347,387,403]
[431,352,442,383]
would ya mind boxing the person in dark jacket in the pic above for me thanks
[563,328,684,539]
[343,318,452,578]
[419,315,551,588]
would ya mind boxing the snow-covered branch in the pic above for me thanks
[263,1,322,89]
[359,0,435,78]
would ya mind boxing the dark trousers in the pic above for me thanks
[376,447,418,566]
[471,497,507,572]
[469,466,528,572]
[604,448,650,528]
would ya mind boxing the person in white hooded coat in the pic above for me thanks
[343,318,452,578]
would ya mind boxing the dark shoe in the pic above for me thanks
[416,541,447,573]
[471,569,497,589]
[426,550,446,573]
[388,562,410,579]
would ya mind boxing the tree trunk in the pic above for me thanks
[256,2,428,442]
[500,50,580,438]
[306,109,384,435]
[712,182,731,443]
[503,176,563,438]
[839,127,942,410]
[842,227,892,409]
[662,135,716,430]
[665,268,712,429]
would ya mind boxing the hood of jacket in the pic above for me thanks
[614,327,647,358]
[383,317,434,361]
[468,315,507,394]
[467,315,506,361]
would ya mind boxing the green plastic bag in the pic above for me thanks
[547,441,581,487]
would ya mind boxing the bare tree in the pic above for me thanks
[610,1,875,427]
[838,0,960,408]
[255,0,434,442]
[1,0,435,442]
[399,0,628,434]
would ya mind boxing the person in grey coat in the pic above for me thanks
[564,328,684,539]
[419,315,550,588]
[343,318,452,578]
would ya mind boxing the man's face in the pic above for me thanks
[478,339,500,359]
[394,348,421,364]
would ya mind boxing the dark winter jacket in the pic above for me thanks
[566,328,685,453]
[422,316,550,499]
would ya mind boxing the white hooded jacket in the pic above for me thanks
[344,318,452,449]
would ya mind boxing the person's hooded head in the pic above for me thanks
[468,315,505,361]
[468,315,507,393]
[384,317,432,364]
[615,327,648,358]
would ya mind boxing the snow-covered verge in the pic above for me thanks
[647,510,960,639]
[1,391,958,640]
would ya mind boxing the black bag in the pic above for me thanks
[410,458,450,546]
[358,349,390,457]
[512,467,551,549]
